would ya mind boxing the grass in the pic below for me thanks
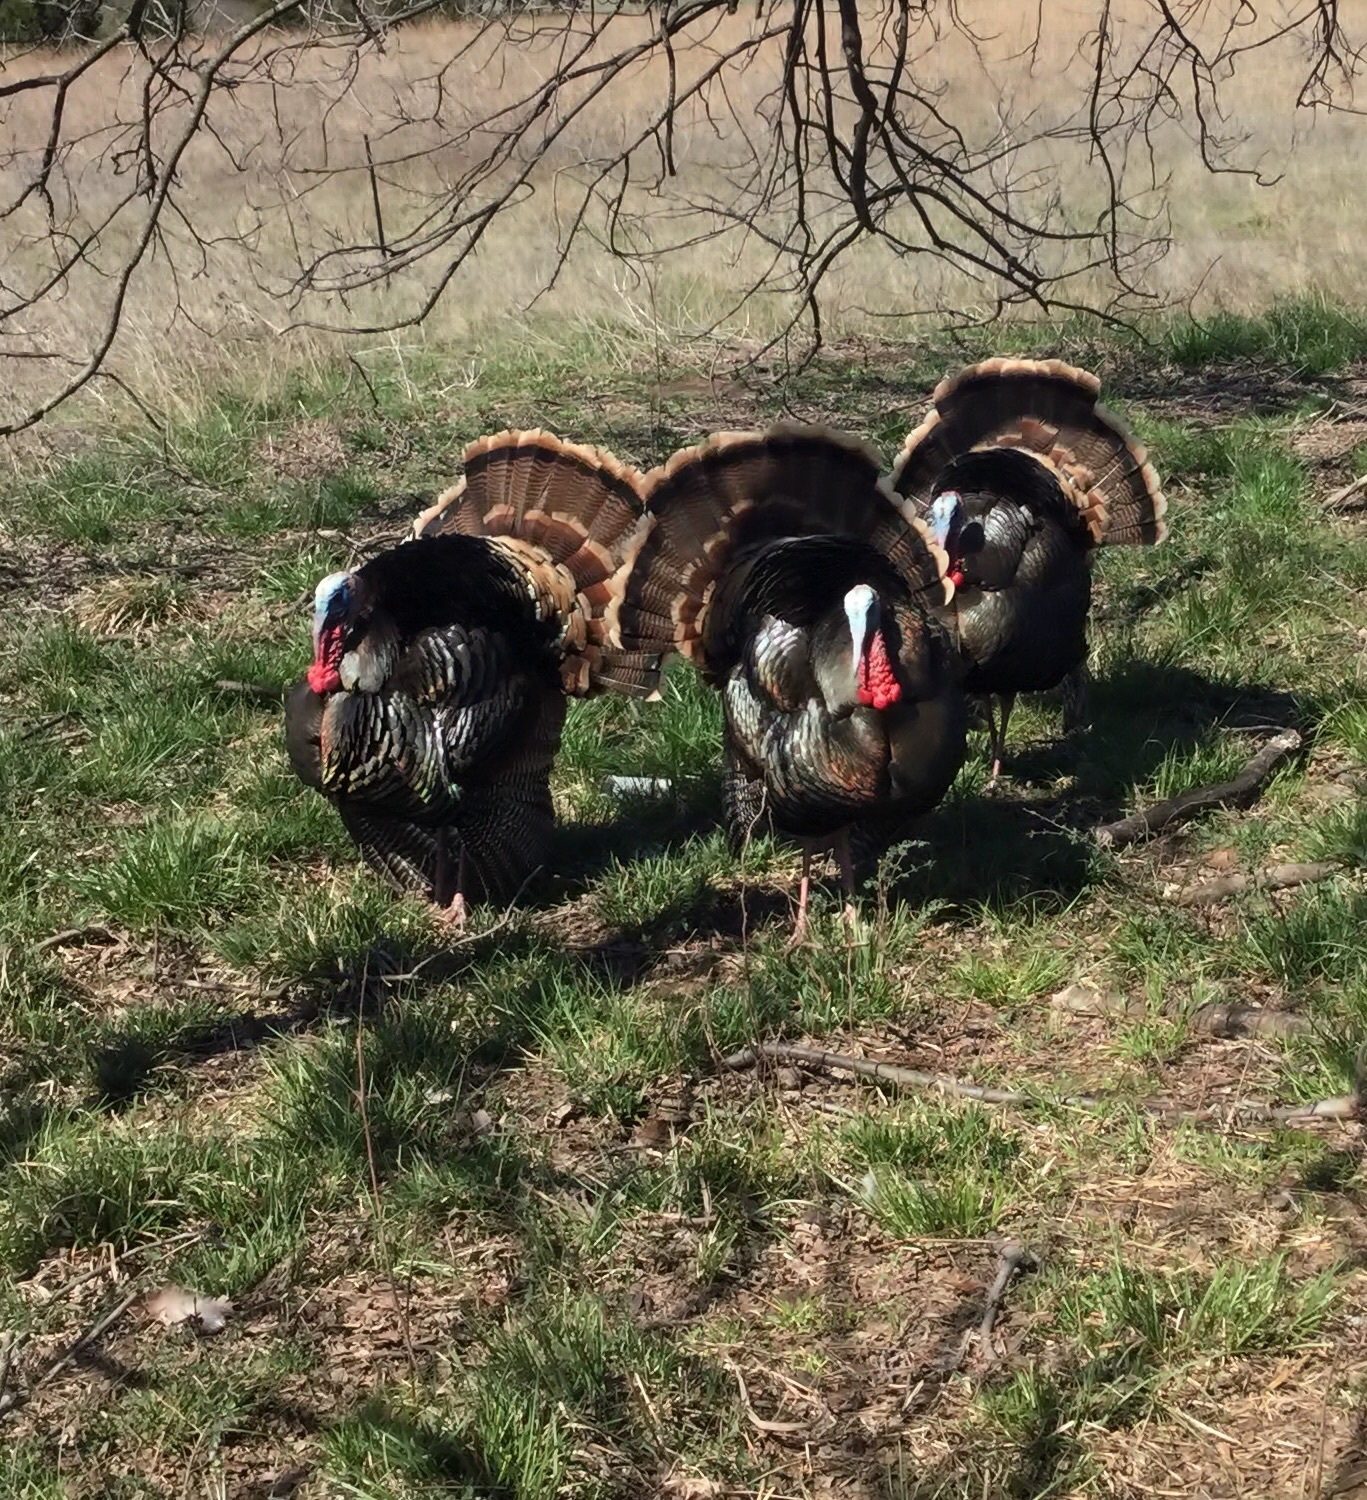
[0,311,1365,1497]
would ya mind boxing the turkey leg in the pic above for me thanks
[986,692,1016,786]
[833,829,864,944]
[1061,662,1091,735]
[433,832,469,934]
[787,849,813,950]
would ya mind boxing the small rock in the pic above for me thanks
[776,1066,804,1090]
[1205,846,1239,870]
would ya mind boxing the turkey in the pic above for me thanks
[284,429,651,925]
[890,358,1168,782]
[612,425,966,940]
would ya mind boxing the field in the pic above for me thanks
[3,4,1367,1498]
[1,306,1366,1497]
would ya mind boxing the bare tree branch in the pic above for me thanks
[1,0,1362,431]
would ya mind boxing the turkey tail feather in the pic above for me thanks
[414,429,655,694]
[892,358,1167,548]
[615,423,951,680]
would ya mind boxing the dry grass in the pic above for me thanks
[1,0,1364,439]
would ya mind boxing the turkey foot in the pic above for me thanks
[984,693,1016,788]
[433,834,470,937]
[435,891,469,934]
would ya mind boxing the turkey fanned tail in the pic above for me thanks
[414,428,654,695]
[892,357,1167,548]
[615,423,949,682]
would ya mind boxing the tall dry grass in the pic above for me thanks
[0,0,1362,435]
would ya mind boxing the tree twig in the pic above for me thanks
[1176,861,1343,907]
[975,1241,1035,1358]
[1094,729,1303,849]
[1324,473,1367,512]
[0,1291,141,1420]
[35,923,118,953]
[213,678,283,706]
[1051,983,1311,1039]
[722,1041,1360,1128]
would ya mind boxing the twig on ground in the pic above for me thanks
[1094,728,1303,848]
[1192,1002,1311,1040]
[723,1041,1359,1128]
[1325,473,1367,512]
[724,1360,807,1436]
[0,1291,141,1420]
[1177,861,1343,906]
[213,678,283,706]
[35,923,117,953]
[975,1241,1036,1360]
[1051,983,1311,1039]
[16,712,72,742]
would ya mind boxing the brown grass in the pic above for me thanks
[0,0,1362,437]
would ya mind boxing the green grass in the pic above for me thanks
[1,318,1364,1496]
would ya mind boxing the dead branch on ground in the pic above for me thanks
[1051,982,1311,1039]
[722,1039,1361,1128]
[1176,860,1344,907]
[1094,728,1304,849]
[973,1240,1035,1361]
[1325,474,1367,512]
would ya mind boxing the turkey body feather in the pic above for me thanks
[284,430,650,911]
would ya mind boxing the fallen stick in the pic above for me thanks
[976,1241,1036,1358]
[213,678,282,706]
[1189,1002,1309,1040]
[1051,984,1310,1040]
[1325,473,1367,512]
[0,1291,140,1420]
[722,1041,1359,1128]
[724,1360,807,1436]
[35,923,117,954]
[1094,728,1303,849]
[1176,861,1343,907]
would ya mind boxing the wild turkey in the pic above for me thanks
[611,425,966,939]
[284,430,651,924]
[890,358,1168,781]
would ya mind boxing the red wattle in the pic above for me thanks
[308,625,345,696]
[856,628,901,711]
[948,565,966,588]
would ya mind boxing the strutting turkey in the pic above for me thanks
[284,430,650,925]
[890,358,1168,782]
[611,425,967,940]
